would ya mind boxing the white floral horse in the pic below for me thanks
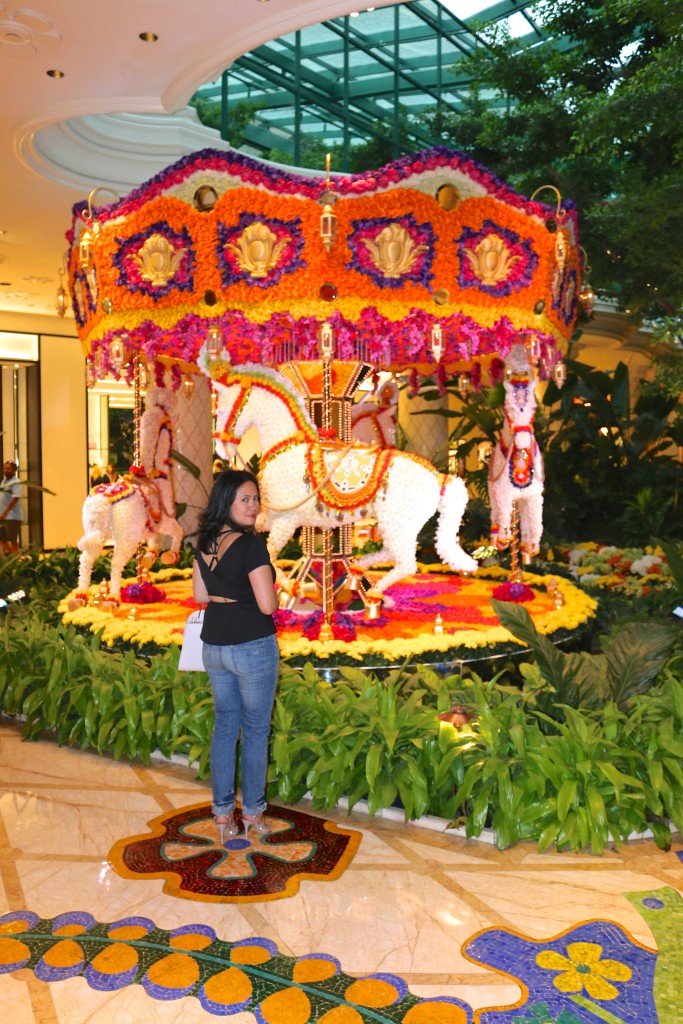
[211,363,477,595]
[488,352,544,560]
[71,388,184,606]
[351,381,398,447]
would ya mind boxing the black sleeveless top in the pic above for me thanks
[195,533,277,646]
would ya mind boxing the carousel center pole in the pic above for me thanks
[318,322,335,644]
[132,354,147,585]
[509,500,523,585]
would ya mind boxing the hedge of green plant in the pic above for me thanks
[2,584,682,854]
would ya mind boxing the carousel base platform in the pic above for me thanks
[59,563,598,672]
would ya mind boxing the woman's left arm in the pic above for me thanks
[249,564,279,615]
[192,559,211,604]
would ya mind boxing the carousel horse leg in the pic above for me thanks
[263,512,300,587]
[70,532,105,610]
[371,493,422,595]
[518,493,543,561]
[355,545,393,569]
[106,497,148,602]
[106,533,143,605]
[159,516,184,565]
[490,482,514,551]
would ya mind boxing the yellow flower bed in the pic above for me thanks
[59,564,597,664]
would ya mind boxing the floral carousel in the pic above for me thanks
[60,146,596,667]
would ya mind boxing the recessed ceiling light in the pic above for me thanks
[350,11,360,15]
[47,69,64,78]
[139,31,158,42]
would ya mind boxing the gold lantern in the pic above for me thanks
[319,153,338,253]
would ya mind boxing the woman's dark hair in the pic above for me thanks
[198,470,260,552]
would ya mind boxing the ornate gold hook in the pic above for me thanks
[85,187,120,222]
[530,185,563,218]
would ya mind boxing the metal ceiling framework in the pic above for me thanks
[191,1,548,167]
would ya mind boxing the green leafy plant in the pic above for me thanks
[2,569,683,854]
[491,598,677,711]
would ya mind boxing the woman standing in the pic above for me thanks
[192,470,280,843]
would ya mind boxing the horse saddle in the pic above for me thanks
[307,442,393,509]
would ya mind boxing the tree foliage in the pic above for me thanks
[423,0,683,318]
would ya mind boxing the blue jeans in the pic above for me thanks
[202,634,279,818]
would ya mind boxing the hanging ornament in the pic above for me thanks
[554,360,567,388]
[458,374,470,400]
[319,153,338,253]
[527,336,541,365]
[206,325,224,360]
[109,335,128,369]
[78,224,95,271]
[579,247,596,314]
[182,374,195,398]
[317,320,335,359]
[430,322,444,362]
[579,281,596,315]
[55,281,68,317]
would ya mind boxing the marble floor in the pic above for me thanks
[1,718,682,1023]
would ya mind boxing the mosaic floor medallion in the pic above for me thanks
[0,910,472,1022]
[108,802,362,902]
[463,886,683,1024]
[1,888,679,1022]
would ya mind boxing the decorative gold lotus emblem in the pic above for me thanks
[465,234,520,285]
[226,222,290,279]
[131,234,186,286]
[362,222,427,278]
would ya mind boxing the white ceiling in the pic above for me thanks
[0,0,390,330]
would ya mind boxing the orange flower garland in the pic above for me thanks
[69,147,581,370]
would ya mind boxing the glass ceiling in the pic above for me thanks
[191,0,550,169]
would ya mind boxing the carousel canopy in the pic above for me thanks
[68,147,580,381]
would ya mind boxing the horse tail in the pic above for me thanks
[434,475,478,574]
[78,493,111,552]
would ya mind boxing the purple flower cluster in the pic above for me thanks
[70,146,577,222]
[301,610,357,642]
[121,582,167,604]
[85,306,561,390]
[491,581,535,603]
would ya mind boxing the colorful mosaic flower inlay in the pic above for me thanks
[2,887,681,1022]
[108,802,361,902]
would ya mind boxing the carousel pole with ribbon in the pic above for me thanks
[318,321,335,644]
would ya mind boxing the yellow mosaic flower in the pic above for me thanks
[536,941,631,1000]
